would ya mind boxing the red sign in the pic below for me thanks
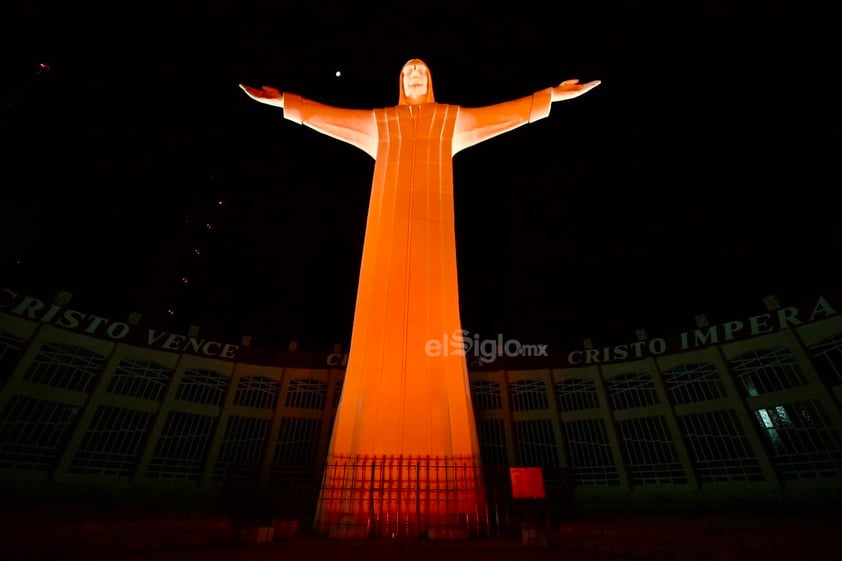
[509,467,545,499]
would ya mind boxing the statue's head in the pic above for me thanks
[399,59,435,105]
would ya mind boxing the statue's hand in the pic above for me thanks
[551,79,601,102]
[239,84,284,108]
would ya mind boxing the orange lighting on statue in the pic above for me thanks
[240,60,599,536]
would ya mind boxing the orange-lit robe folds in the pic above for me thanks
[283,66,553,536]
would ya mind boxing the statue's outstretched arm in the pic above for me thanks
[239,83,377,158]
[551,79,601,102]
[453,78,600,155]
[240,84,285,108]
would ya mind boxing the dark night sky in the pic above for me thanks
[2,1,840,353]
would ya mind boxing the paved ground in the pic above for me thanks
[3,506,840,561]
[102,539,624,561]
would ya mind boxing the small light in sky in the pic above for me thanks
[181,277,190,285]
[217,199,224,206]
[167,309,175,316]
[193,248,201,256]
[335,70,341,78]
[206,223,213,230]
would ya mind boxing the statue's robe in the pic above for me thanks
[282,87,553,533]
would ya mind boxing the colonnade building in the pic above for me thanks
[2,287,841,530]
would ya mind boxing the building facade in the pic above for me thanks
[2,288,842,534]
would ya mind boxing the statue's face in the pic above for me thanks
[401,60,429,100]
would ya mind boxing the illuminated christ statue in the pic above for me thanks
[240,60,599,536]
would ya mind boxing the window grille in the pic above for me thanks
[107,359,172,401]
[730,347,807,396]
[677,409,764,482]
[284,379,327,410]
[470,380,503,410]
[23,343,104,393]
[662,363,726,405]
[606,372,659,410]
[211,415,270,482]
[476,418,508,466]
[809,334,842,385]
[564,419,620,485]
[616,416,686,484]
[0,396,79,471]
[510,380,549,411]
[513,419,559,468]
[174,368,229,406]
[753,400,842,479]
[555,378,600,411]
[67,406,153,477]
[273,417,321,467]
[233,376,280,409]
[145,411,216,480]
[0,330,25,388]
